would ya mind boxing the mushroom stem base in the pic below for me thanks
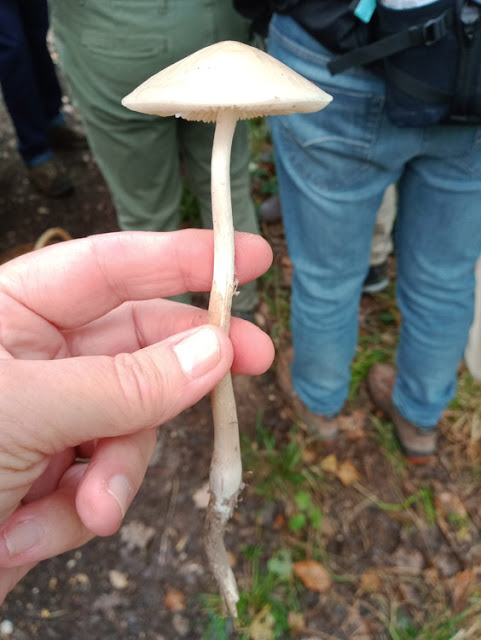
[204,490,241,618]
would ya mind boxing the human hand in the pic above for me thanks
[0,229,274,601]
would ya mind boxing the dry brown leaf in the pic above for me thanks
[345,604,371,638]
[321,453,338,474]
[338,410,366,440]
[336,460,361,486]
[450,569,476,613]
[293,560,332,593]
[247,605,275,640]
[287,611,306,633]
[422,567,439,587]
[359,569,381,593]
[164,587,186,612]
[302,447,317,464]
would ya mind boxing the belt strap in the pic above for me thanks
[328,8,454,75]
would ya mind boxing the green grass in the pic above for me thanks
[200,547,302,639]
[349,333,394,399]
[241,421,306,500]
[373,485,437,526]
[371,416,406,471]
[388,597,481,640]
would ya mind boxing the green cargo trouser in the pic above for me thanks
[51,0,259,313]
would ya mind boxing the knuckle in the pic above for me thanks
[111,352,167,427]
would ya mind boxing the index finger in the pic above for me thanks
[0,230,272,329]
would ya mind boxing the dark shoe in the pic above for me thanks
[27,158,74,197]
[259,194,282,223]
[277,348,339,441]
[367,363,437,463]
[363,261,389,293]
[48,123,88,151]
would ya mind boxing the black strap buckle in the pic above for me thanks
[422,13,449,46]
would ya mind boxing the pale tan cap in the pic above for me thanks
[122,40,332,122]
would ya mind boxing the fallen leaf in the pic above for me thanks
[293,560,332,593]
[247,605,275,640]
[359,569,381,593]
[302,447,317,464]
[164,588,186,612]
[450,569,476,613]
[321,453,338,474]
[336,460,361,486]
[345,604,371,639]
[422,567,439,587]
[287,611,306,632]
[338,410,366,440]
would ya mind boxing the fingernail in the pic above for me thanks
[173,327,221,379]
[107,475,132,518]
[4,519,43,557]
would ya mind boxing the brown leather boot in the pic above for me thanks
[367,363,437,463]
[276,348,339,441]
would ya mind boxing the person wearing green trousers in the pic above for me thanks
[50,0,259,317]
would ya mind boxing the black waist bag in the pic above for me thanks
[328,0,481,127]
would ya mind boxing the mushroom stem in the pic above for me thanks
[208,108,238,332]
[205,108,242,618]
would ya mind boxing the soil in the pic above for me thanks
[1,97,480,640]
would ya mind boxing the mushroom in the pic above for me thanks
[122,40,332,617]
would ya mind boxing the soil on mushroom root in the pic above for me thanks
[1,99,481,640]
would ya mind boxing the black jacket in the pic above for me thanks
[233,0,375,52]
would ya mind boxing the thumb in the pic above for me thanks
[3,325,232,455]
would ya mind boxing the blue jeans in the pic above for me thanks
[0,0,63,165]
[268,14,481,428]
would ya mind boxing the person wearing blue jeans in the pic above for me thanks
[268,12,481,462]
[0,0,85,197]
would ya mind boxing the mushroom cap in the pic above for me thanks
[122,40,332,122]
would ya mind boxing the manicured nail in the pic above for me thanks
[173,327,221,379]
[4,519,43,557]
[107,475,132,518]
